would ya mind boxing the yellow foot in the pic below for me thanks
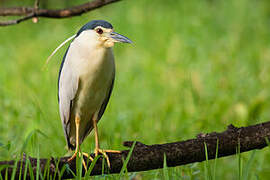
[82,152,94,161]
[67,151,93,170]
[94,149,121,168]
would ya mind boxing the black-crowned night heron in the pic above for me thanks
[58,20,132,168]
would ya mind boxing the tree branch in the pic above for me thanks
[1,121,270,179]
[0,0,121,26]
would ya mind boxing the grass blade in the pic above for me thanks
[52,159,61,180]
[64,163,76,178]
[204,142,212,180]
[0,170,3,180]
[0,165,11,180]
[265,137,270,147]
[163,154,169,180]
[243,150,256,180]
[213,139,219,180]
[237,141,242,180]
[84,155,100,177]
[42,159,50,180]
[119,141,136,176]
[36,144,40,180]
[101,156,105,177]
[5,168,7,180]
[11,156,19,180]
[58,164,67,180]
[23,155,30,180]
[28,159,35,180]
[18,156,24,180]
[75,153,83,180]
[21,130,36,153]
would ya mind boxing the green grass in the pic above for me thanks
[204,142,212,180]
[1,0,270,179]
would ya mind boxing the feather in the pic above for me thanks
[43,34,76,70]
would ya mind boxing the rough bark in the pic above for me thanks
[0,0,121,26]
[1,121,270,179]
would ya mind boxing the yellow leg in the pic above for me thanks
[93,117,121,168]
[67,116,90,170]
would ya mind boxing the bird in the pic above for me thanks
[58,20,132,168]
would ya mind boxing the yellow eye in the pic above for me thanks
[96,28,103,34]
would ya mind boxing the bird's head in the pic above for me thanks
[76,20,132,48]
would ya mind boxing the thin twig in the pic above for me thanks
[0,0,121,26]
[0,13,34,26]
[32,0,40,23]
[34,0,40,9]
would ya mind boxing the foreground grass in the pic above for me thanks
[1,0,270,179]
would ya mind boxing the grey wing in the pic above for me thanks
[58,48,79,150]
[98,71,115,120]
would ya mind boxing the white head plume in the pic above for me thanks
[43,34,76,69]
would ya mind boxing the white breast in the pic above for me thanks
[66,30,115,118]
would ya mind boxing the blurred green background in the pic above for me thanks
[1,0,270,179]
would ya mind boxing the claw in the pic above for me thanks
[94,149,121,168]
[82,152,94,161]
[67,151,92,171]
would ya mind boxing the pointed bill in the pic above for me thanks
[109,32,133,43]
